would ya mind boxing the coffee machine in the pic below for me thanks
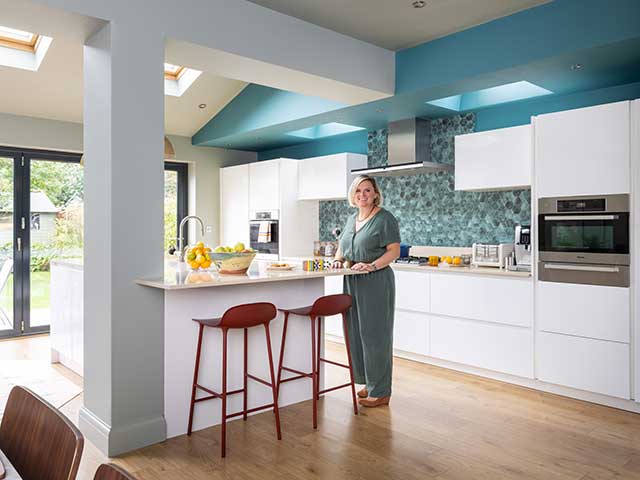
[514,225,532,272]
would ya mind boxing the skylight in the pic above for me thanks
[286,122,365,140]
[0,25,52,71]
[0,26,39,52]
[164,62,201,97]
[426,81,553,111]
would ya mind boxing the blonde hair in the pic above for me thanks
[348,175,383,208]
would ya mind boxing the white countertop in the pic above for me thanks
[136,261,364,290]
[391,263,532,278]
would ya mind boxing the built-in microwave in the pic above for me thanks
[249,210,279,257]
[538,194,629,287]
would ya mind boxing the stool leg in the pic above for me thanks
[275,312,289,400]
[316,316,322,400]
[341,312,358,416]
[187,324,204,435]
[310,315,318,429]
[221,328,228,458]
[264,324,282,440]
[243,327,248,421]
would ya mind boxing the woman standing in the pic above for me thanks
[332,175,400,407]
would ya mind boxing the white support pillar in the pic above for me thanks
[81,20,166,456]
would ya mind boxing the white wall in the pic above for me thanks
[0,112,82,152]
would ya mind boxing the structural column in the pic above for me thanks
[81,20,166,456]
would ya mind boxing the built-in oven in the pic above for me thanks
[249,210,279,259]
[538,194,630,287]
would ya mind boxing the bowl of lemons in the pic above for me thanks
[210,242,257,274]
[185,242,213,270]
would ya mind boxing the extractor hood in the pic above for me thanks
[351,118,454,177]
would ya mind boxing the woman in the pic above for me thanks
[332,175,400,407]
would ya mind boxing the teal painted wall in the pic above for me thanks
[257,130,367,160]
[395,0,640,94]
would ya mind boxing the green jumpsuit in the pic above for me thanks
[339,208,401,398]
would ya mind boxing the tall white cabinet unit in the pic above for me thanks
[220,164,250,248]
[220,159,318,258]
[534,101,630,198]
[455,124,532,191]
[533,100,633,400]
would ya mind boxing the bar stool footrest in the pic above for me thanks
[319,382,353,395]
[319,357,350,369]
[226,403,276,419]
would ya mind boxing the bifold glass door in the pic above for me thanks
[0,147,82,338]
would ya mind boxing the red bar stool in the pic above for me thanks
[276,294,358,429]
[187,302,282,457]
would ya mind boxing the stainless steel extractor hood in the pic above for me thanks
[351,118,454,177]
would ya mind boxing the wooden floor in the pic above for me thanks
[4,336,640,479]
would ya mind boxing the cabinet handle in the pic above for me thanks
[543,215,618,221]
[543,263,619,273]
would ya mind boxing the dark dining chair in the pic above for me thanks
[94,463,136,480]
[0,386,84,480]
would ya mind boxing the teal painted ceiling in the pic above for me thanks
[192,0,640,152]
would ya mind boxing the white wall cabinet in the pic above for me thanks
[537,331,630,399]
[536,281,629,343]
[534,101,630,197]
[219,164,249,247]
[298,153,367,200]
[455,124,531,191]
[249,160,280,211]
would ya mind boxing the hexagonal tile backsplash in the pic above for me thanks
[319,113,531,246]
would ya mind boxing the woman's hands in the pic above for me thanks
[351,262,376,272]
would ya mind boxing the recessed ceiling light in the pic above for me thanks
[198,103,207,109]
[412,0,426,8]
[376,108,384,113]
[571,63,583,71]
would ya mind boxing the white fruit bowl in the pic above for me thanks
[209,252,257,275]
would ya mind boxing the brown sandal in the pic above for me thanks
[358,396,391,408]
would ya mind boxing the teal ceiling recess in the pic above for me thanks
[426,81,553,112]
[286,122,365,140]
[192,0,640,153]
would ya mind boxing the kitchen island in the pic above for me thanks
[136,261,363,438]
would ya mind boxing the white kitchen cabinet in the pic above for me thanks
[249,159,280,211]
[297,153,367,200]
[395,270,429,312]
[455,124,531,191]
[394,310,429,356]
[324,274,344,339]
[534,101,630,197]
[430,314,533,378]
[537,331,630,399]
[536,281,629,343]
[220,164,249,247]
[430,274,533,328]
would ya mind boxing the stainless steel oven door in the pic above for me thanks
[538,261,629,287]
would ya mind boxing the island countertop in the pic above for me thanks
[136,261,364,290]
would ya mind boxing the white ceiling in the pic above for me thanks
[248,0,551,51]
[0,0,248,136]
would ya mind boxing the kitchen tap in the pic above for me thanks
[177,215,205,262]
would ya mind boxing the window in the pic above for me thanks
[0,26,39,52]
[164,63,186,81]
[163,62,202,97]
[164,162,188,252]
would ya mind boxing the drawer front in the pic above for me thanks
[536,331,630,399]
[431,274,532,327]
[430,315,533,378]
[395,270,429,312]
[394,310,429,356]
[536,281,629,343]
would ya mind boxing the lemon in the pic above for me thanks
[234,242,245,252]
[214,246,225,253]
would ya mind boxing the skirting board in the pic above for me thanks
[79,406,167,457]
[325,335,640,414]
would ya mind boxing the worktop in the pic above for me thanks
[136,261,363,290]
[391,263,532,278]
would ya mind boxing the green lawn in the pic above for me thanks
[0,271,51,313]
